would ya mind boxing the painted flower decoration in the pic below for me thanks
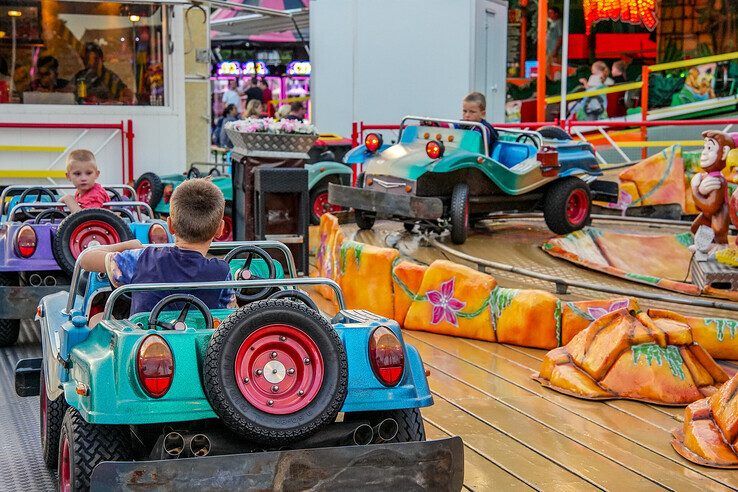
[587,299,630,319]
[427,278,466,327]
[617,191,633,217]
[316,233,327,266]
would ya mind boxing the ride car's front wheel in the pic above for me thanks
[543,178,592,235]
[58,407,131,492]
[346,407,426,442]
[203,299,348,445]
[449,183,470,245]
[310,181,343,225]
[0,273,20,347]
[40,366,66,469]
[354,173,376,230]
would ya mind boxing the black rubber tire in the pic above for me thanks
[52,208,135,276]
[40,365,66,469]
[0,273,20,347]
[404,222,416,233]
[354,174,375,230]
[203,299,348,445]
[346,407,426,443]
[309,181,333,226]
[267,290,320,313]
[134,172,164,208]
[538,125,572,140]
[58,407,132,492]
[543,178,592,235]
[449,183,469,245]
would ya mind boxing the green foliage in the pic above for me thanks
[706,318,738,342]
[631,343,686,380]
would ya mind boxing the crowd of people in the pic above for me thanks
[212,75,308,148]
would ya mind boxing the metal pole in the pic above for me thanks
[536,0,548,121]
[558,0,570,120]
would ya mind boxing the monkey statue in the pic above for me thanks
[690,130,735,253]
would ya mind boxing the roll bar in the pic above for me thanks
[8,201,155,222]
[0,184,137,208]
[65,240,299,314]
[101,277,345,320]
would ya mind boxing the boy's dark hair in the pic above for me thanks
[290,101,304,112]
[463,92,486,111]
[251,77,258,85]
[170,179,225,243]
[223,103,236,117]
[37,55,59,72]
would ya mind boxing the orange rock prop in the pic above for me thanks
[338,240,398,319]
[534,309,729,405]
[672,374,738,468]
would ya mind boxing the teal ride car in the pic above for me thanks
[14,241,463,491]
[329,116,618,244]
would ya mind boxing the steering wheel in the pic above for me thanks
[224,245,277,304]
[515,134,538,147]
[268,289,320,313]
[34,208,69,224]
[208,167,221,177]
[105,187,124,202]
[186,167,202,179]
[106,205,137,223]
[13,188,58,219]
[147,294,213,331]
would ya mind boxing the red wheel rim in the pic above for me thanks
[216,214,233,242]
[234,324,324,415]
[312,192,342,219]
[136,180,151,204]
[565,189,589,226]
[68,220,122,258]
[60,434,71,492]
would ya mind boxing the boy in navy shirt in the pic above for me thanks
[81,179,236,318]
[459,92,498,154]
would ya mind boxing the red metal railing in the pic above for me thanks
[0,120,134,182]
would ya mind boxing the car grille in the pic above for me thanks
[364,175,416,195]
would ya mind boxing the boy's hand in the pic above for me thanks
[60,194,81,213]
[78,239,143,273]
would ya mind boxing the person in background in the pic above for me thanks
[73,43,132,104]
[59,149,110,213]
[30,56,71,92]
[244,77,263,104]
[573,61,611,120]
[284,101,306,120]
[579,61,611,89]
[275,104,291,120]
[244,99,263,118]
[546,7,563,65]
[611,60,628,84]
[218,103,239,148]
[221,79,241,110]
[258,78,272,108]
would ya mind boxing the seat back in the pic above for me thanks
[492,141,535,168]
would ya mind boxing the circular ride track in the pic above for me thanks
[350,216,738,320]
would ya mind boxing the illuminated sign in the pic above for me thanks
[287,61,311,76]
[242,61,269,76]
[216,61,241,76]
[583,0,657,34]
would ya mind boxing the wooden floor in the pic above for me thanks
[407,329,738,491]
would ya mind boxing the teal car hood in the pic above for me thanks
[364,142,451,181]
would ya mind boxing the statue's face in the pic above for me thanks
[701,137,722,170]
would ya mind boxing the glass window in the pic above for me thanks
[0,0,166,106]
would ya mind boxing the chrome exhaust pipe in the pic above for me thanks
[163,432,185,458]
[352,423,374,445]
[29,273,42,286]
[189,433,211,457]
[373,418,398,443]
[43,275,56,287]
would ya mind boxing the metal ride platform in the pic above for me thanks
[0,321,55,492]
[691,257,738,292]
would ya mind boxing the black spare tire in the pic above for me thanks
[538,125,572,140]
[53,208,134,276]
[203,299,348,445]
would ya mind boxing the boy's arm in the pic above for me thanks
[60,194,82,213]
[78,239,143,273]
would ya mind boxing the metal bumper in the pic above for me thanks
[328,183,444,220]
[90,437,464,491]
[0,285,66,319]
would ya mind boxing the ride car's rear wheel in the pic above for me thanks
[346,407,426,442]
[0,273,20,347]
[134,172,164,208]
[40,365,66,469]
[543,178,592,235]
[538,126,572,140]
[203,299,348,445]
[58,407,131,492]
[53,209,134,276]
[449,183,469,245]
[354,173,376,230]
[310,181,343,225]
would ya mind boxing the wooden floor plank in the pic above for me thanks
[425,422,534,491]
[413,336,729,491]
[406,330,738,489]
[422,398,595,491]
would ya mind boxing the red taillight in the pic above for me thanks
[365,133,383,153]
[15,225,37,258]
[369,326,404,386]
[426,140,444,160]
[137,335,174,398]
[148,223,169,244]
[163,185,174,204]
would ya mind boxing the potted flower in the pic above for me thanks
[225,118,318,157]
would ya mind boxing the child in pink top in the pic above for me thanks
[60,149,110,212]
